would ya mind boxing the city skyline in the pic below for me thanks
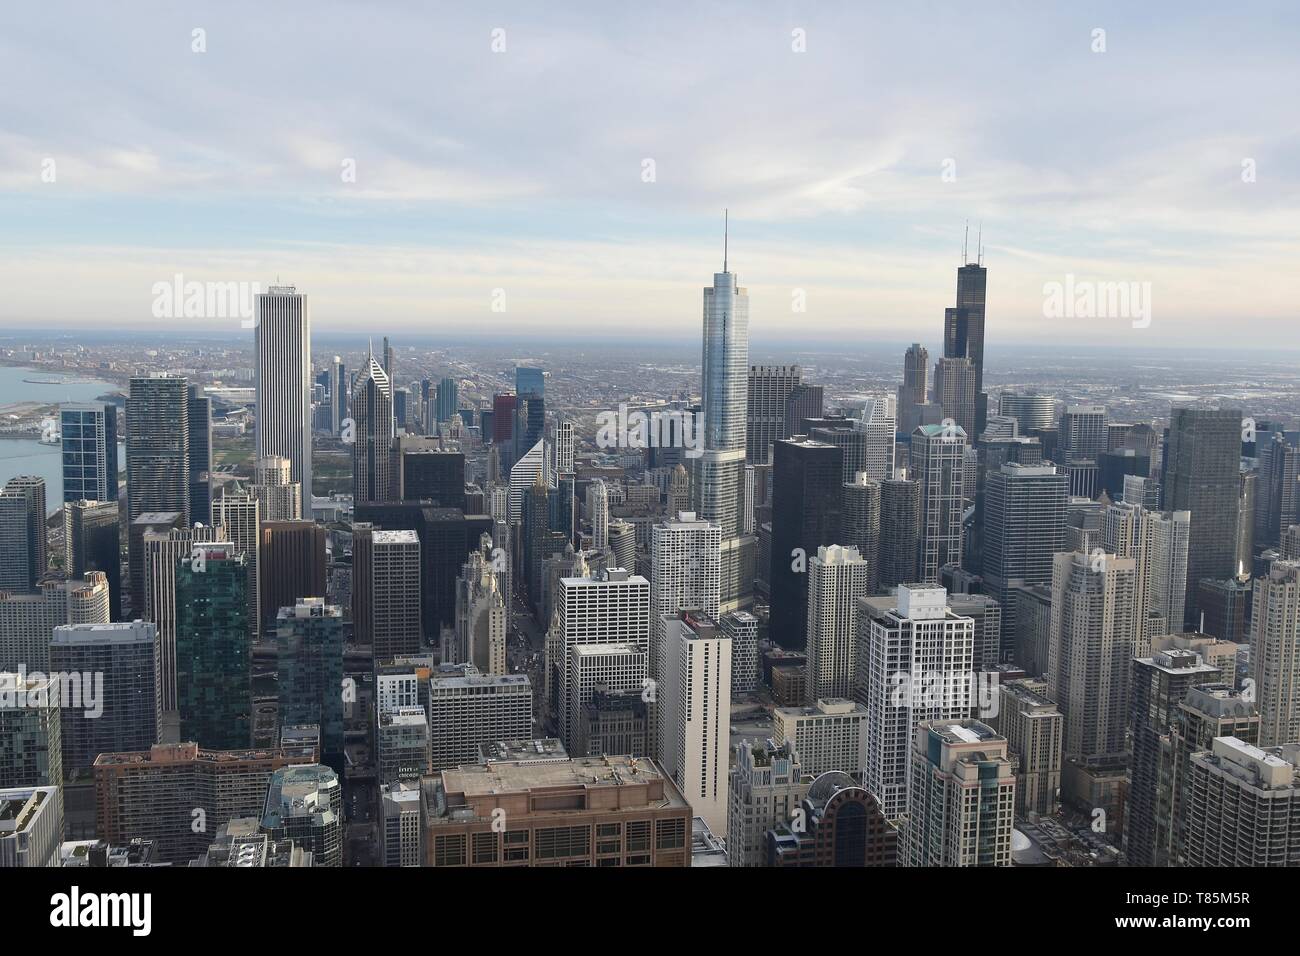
[3,3,1300,920]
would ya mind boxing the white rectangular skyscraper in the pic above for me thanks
[254,286,312,510]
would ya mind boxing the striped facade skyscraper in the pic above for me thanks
[254,286,312,510]
[910,423,968,585]
[746,365,801,464]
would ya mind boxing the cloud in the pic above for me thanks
[0,1,1297,344]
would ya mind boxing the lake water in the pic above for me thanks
[0,366,124,514]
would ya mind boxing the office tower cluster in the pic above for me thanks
[1,222,1294,876]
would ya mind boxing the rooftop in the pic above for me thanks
[477,738,568,764]
[435,754,682,804]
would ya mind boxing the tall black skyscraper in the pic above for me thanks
[1162,407,1243,627]
[946,233,988,431]
[188,384,213,527]
[399,447,466,510]
[770,437,842,649]
[980,463,1068,653]
[125,375,189,613]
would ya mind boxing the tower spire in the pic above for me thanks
[723,208,729,273]
[963,220,969,263]
[977,222,983,266]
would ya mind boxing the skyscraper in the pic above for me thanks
[547,568,649,751]
[252,455,302,522]
[1102,501,1191,653]
[804,545,870,701]
[212,485,261,638]
[1183,737,1300,867]
[771,437,842,649]
[49,621,160,777]
[434,376,458,424]
[696,228,755,612]
[142,520,219,712]
[0,477,47,592]
[453,541,507,675]
[351,348,395,505]
[259,521,328,636]
[331,356,347,438]
[896,343,930,436]
[997,678,1063,817]
[910,423,968,585]
[187,384,213,526]
[1170,684,1260,864]
[0,573,109,672]
[254,286,312,507]
[175,544,250,750]
[650,512,721,760]
[998,391,1056,434]
[904,718,1015,868]
[878,478,920,590]
[1163,407,1243,625]
[586,479,609,551]
[953,251,987,394]
[727,738,810,867]
[61,502,120,638]
[0,672,63,789]
[841,473,881,593]
[857,395,897,481]
[1059,405,1108,498]
[861,585,975,819]
[276,598,345,772]
[92,741,316,864]
[1252,560,1300,747]
[1125,648,1221,867]
[59,402,118,504]
[507,439,545,525]
[1048,550,1137,758]
[933,357,977,440]
[352,528,422,661]
[746,365,801,463]
[660,610,732,837]
[1255,431,1299,550]
[981,463,1068,652]
[125,375,189,611]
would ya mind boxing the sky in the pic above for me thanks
[1,1,1297,348]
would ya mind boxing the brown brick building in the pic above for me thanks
[421,754,691,866]
[94,741,316,863]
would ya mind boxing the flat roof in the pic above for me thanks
[439,755,681,802]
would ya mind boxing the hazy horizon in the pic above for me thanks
[2,2,1297,347]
